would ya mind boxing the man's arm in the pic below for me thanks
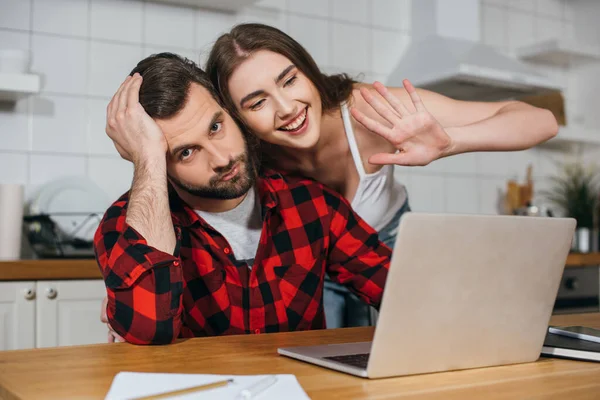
[95,74,182,345]
[323,188,391,309]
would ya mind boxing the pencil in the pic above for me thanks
[130,378,234,400]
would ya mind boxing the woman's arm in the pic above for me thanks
[350,80,558,166]
[389,84,559,155]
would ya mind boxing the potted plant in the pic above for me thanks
[541,161,600,253]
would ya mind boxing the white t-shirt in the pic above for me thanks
[195,186,262,267]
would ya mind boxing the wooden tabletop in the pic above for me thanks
[0,313,599,400]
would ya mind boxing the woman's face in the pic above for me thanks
[227,50,322,150]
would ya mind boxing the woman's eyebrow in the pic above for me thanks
[239,65,296,108]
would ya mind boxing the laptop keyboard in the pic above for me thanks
[324,353,370,369]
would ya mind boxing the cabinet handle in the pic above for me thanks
[24,288,36,300]
[46,287,58,300]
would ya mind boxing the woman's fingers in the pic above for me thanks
[373,81,411,117]
[403,79,426,113]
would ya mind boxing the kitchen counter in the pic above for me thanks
[0,259,101,280]
[0,252,597,281]
[565,252,600,267]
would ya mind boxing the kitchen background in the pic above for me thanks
[1,0,600,350]
[0,0,599,214]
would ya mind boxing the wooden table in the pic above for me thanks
[0,313,599,399]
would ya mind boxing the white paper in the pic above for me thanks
[104,372,311,400]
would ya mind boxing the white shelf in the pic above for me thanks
[543,125,600,146]
[0,73,40,102]
[517,39,600,67]
[146,0,260,12]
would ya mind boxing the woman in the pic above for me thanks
[205,23,558,328]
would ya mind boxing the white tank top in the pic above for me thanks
[341,102,408,232]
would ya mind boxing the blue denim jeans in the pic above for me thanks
[323,200,411,328]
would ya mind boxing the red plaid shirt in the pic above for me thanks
[94,170,391,345]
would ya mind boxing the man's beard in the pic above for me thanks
[168,153,255,200]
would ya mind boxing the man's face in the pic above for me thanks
[157,83,254,200]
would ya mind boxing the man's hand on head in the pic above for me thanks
[105,73,168,165]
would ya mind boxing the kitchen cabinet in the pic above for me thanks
[0,279,107,350]
[0,282,35,350]
[36,280,107,348]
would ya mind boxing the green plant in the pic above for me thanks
[541,161,600,229]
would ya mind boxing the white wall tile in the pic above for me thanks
[195,9,235,58]
[371,0,411,32]
[445,176,480,213]
[331,22,369,72]
[536,0,563,19]
[32,0,88,38]
[0,0,592,219]
[31,34,88,95]
[0,98,30,151]
[0,0,31,31]
[142,47,197,66]
[564,2,575,22]
[371,29,409,75]
[563,21,576,42]
[476,152,512,177]
[90,0,143,44]
[535,17,562,42]
[478,149,536,181]
[537,149,566,178]
[255,0,286,10]
[0,153,28,184]
[508,149,539,181]
[288,15,329,67]
[331,0,369,24]
[29,154,86,185]
[427,153,479,175]
[479,177,506,214]
[87,98,117,157]
[507,11,536,53]
[89,42,143,97]
[407,173,445,213]
[287,0,329,18]
[31,96,87,154]
[359,71,387,85]
[482,5,507,49]
[88,156,133,201]
[509,0,535,12]
[144,2,194,50]
[235,6,288,34]
[483,0,505,6]
[393,164,411,186]
[0,29,30,51]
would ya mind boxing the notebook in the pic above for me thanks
[104,372,310,400]
[541,332,600,362]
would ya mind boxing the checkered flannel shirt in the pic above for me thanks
[94,170,391,344]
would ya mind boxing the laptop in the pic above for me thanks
[277,213,576,379]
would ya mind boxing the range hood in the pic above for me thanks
[387,0,562,101]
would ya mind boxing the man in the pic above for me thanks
[95,53,390,345]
